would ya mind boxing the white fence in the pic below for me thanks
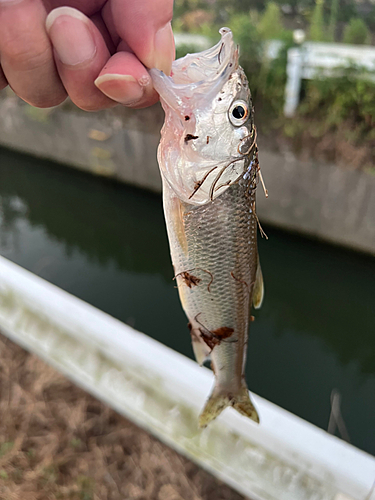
[0,255,374,500]
[284,42,375,116]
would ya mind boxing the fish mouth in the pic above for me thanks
[170,27,237,85]
[150,28,238,111]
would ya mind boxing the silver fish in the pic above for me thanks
[150,28,264,427]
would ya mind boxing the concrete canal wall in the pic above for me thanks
[1,91,374,256]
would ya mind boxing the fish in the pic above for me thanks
[150,27,265,428]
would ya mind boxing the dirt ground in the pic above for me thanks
[0,333,245,500]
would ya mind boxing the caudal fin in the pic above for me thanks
[198,382,259,428]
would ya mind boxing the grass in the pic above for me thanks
[0,333,246,500]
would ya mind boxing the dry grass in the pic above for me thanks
[0,333,244,500]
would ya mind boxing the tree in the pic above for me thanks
[328,0,339,41]
[310,0,326,41]
[228,13,261,76]
[258,2,284,40]
[343,18,371,44]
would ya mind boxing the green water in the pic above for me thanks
[0,147,374,456]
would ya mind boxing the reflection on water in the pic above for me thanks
[0,147,374,455]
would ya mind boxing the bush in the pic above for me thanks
[327,0,339,41]
[297,69,375,136]
[228,13,262,76]
[175,44,205,60]
[282,69,375,168]
[343,18,371,45]
[258,2,285,40]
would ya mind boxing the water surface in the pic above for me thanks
[0,147,374,455]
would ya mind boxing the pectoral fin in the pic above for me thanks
[253,258,264,309]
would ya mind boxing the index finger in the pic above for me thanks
[109,0,174,75]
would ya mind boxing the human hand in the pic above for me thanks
[0,0,175,110]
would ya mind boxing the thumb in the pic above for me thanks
[109,0,175,75]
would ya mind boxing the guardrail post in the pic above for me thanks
[284,47,303,117]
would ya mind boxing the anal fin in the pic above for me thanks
[188,322,211,366]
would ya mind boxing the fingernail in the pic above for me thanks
[94,74,144,105]
[152,22,175,75]
[46,7,96,66]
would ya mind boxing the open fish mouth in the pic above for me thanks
[150,28,238,111]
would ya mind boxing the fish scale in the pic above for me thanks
[163,170,259,414]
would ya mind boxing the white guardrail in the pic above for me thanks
[0,255,374,500]
[284,42,375,116]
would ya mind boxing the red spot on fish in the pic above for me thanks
[184,134,199,143]
[197,321,235,351]
[211,327,234,339]
[177,272,201,288]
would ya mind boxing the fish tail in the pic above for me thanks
[198,381,259,428]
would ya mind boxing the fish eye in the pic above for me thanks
[229,100,249,126]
